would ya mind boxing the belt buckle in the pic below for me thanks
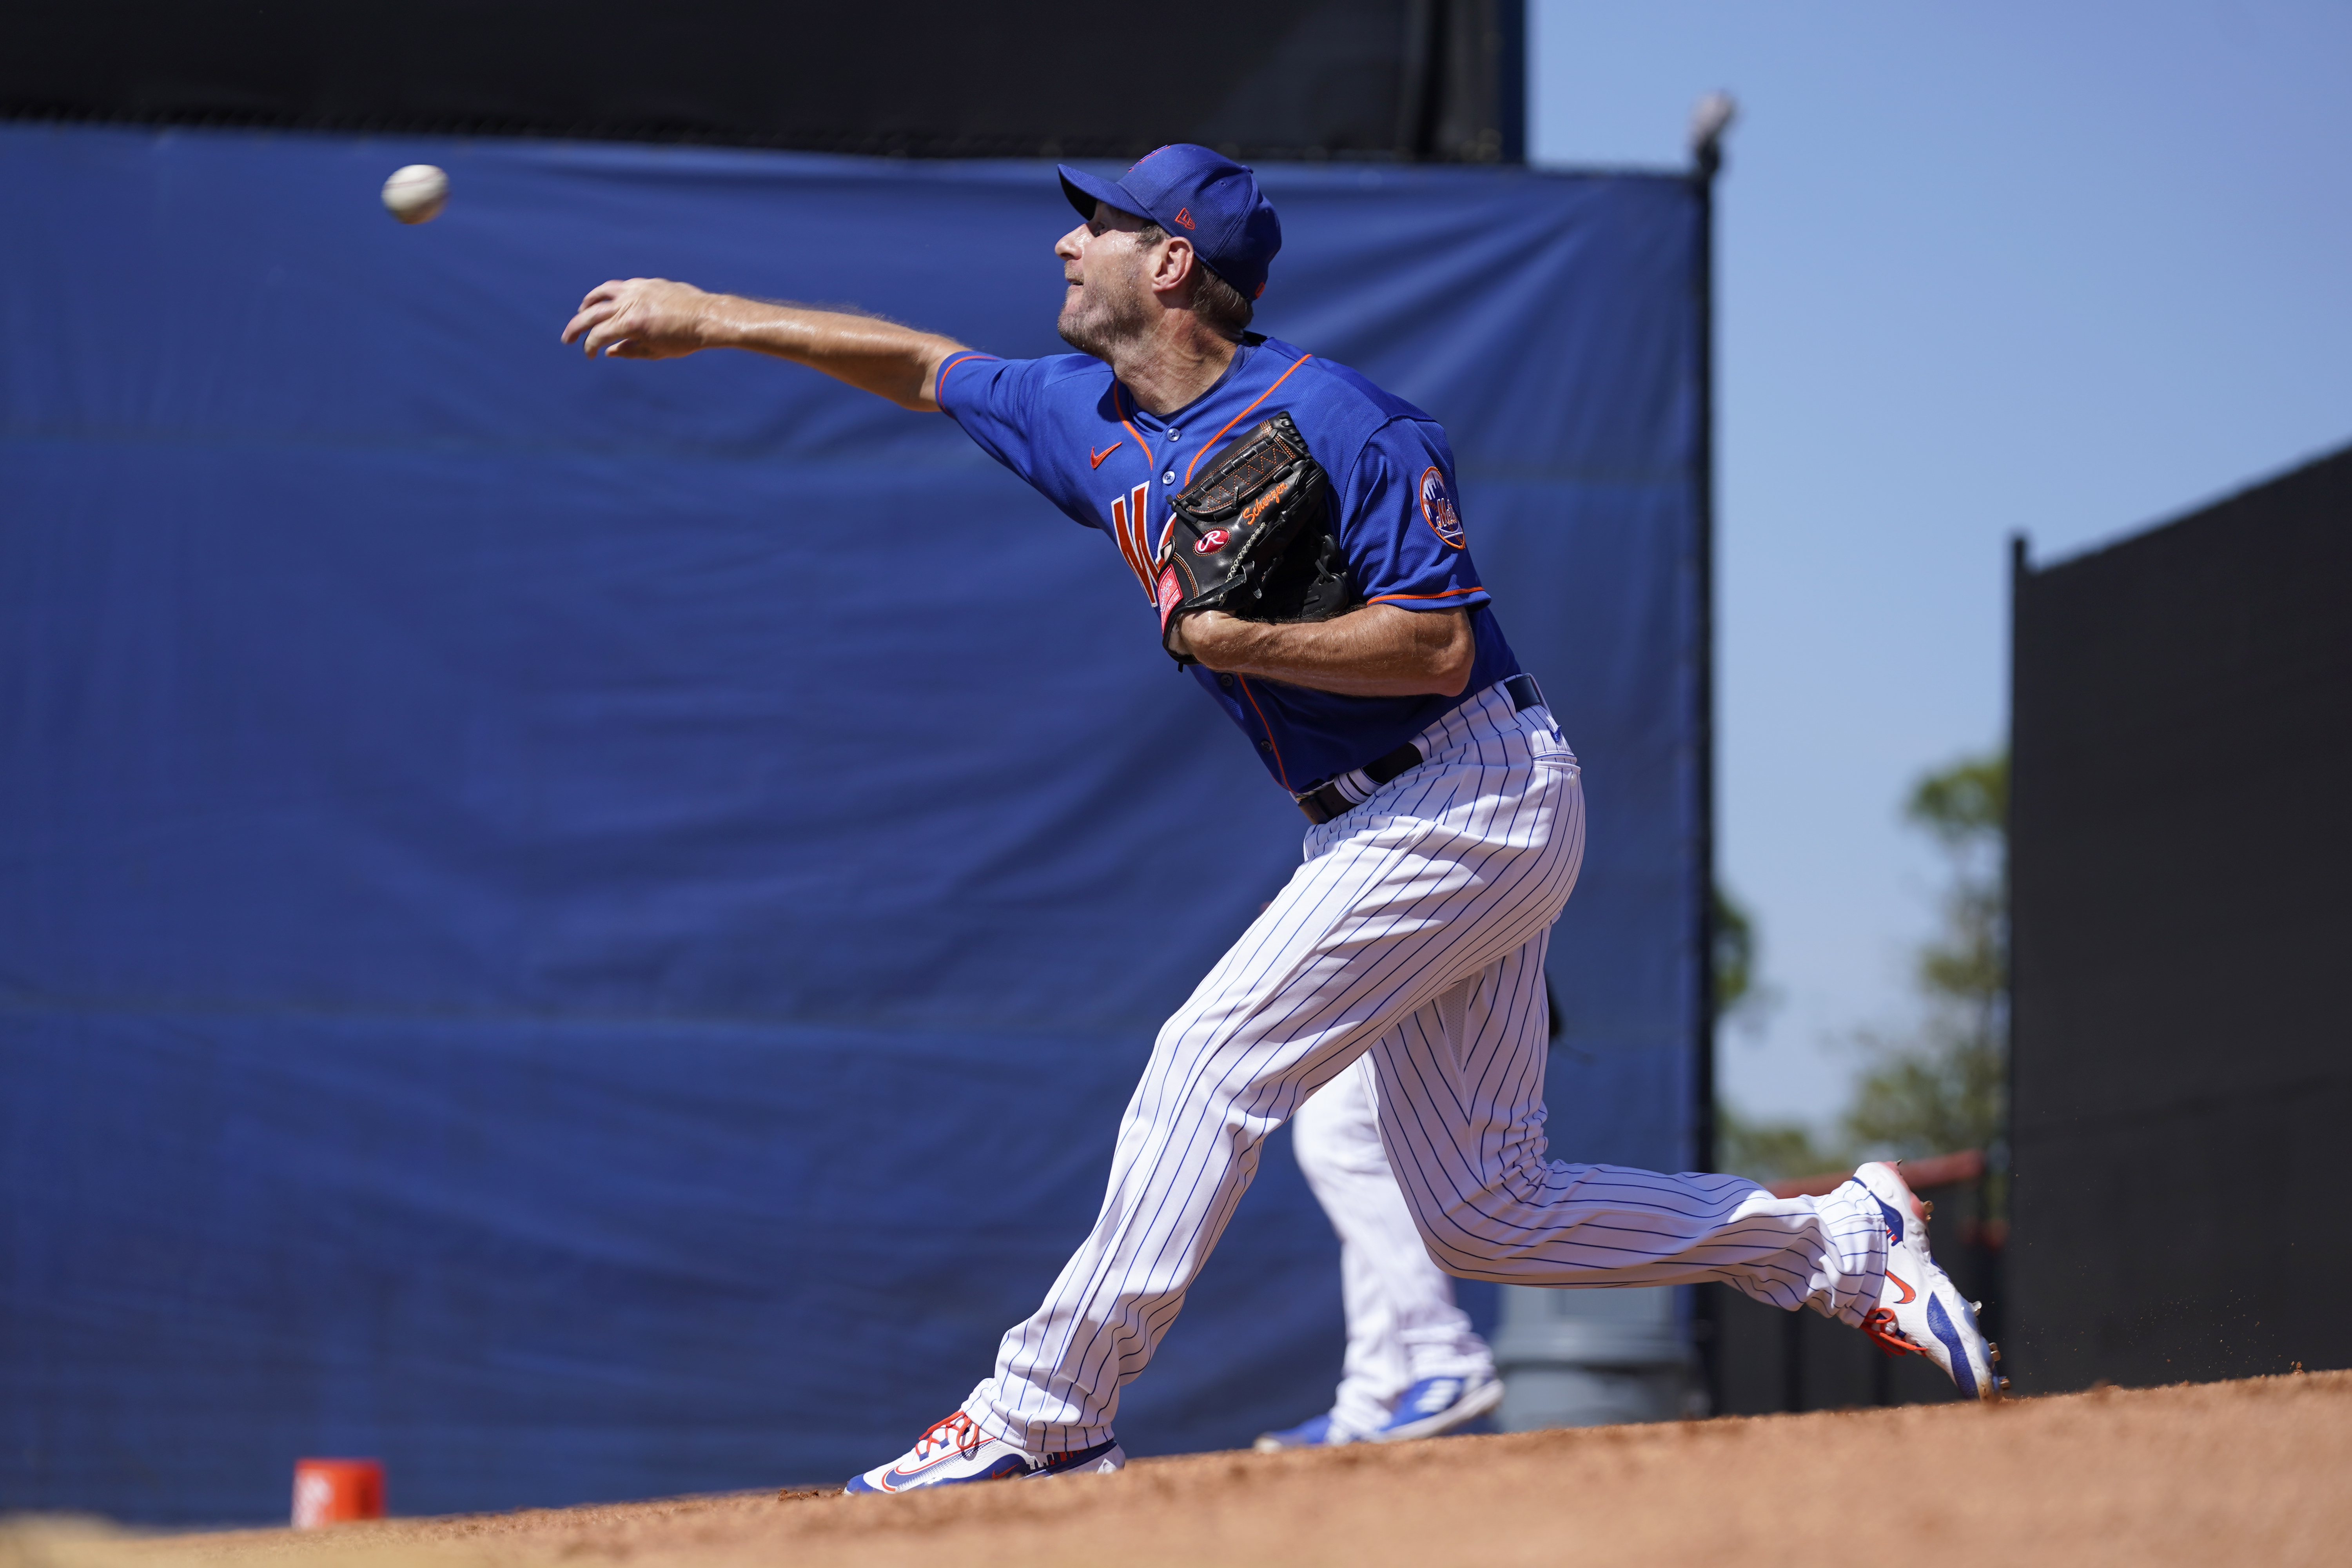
[1295,777,1357,824]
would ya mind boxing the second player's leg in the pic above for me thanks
[1295,1055,1494,1437]
[1292,1055,1493,1440]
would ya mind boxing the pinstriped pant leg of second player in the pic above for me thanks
[960,687,1883,1452]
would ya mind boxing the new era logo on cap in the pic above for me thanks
[1058,146,1283,302]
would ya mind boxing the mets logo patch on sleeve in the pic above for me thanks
[1419,468,1466,548]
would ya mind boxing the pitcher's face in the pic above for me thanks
[1054,203,1156,359]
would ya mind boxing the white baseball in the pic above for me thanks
[381,164,449,225]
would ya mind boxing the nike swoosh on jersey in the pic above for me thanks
[1090,442,1123,468]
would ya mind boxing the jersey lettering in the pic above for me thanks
[1107,483,1156,600]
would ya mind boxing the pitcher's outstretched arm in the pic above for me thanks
[561,277,964,411]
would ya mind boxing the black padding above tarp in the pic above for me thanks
[2,0,1521,162]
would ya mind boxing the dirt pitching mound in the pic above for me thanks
[12,1372,2348,1568]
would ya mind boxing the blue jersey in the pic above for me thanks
[936,335,1522,793]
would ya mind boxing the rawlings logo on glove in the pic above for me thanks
[1153,412,1359,666]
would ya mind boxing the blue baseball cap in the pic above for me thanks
[1058,145,1283,301]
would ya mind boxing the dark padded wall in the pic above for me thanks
[3,0,1522,162]
[2008,443,2352,1391]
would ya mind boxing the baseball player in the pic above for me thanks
[559,145,2004,1494]
[1254,1056,1504,1450]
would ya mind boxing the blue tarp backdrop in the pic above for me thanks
[0,124,1703,1521]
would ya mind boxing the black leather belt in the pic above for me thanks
[1295,673,1546,825]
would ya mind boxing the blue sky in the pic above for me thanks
[1528,1,2352,1129]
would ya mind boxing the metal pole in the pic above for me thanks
[1994,533,2028,1363]
[1690,111,1726,1180]
[1686,89,1733,1415]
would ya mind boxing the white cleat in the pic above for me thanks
[844,1412,1125,1494]
[1850,1161,2003,1403]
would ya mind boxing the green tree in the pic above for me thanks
[1710,751,2011,1185]
[1712,883,1756,1018]
[1711,885,1840,1183]
[1838,750,2008,1162]
[1715,1100,1838,1185]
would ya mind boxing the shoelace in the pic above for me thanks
[1862,1306,1918,1359]
[911,1412,984,1461]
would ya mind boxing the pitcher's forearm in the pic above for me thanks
[562,277,963,410]
[707,298,965,410]
[1179,607,1476,698]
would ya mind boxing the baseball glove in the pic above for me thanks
[1152,412,1359,666]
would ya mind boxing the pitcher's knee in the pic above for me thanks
[1393,1168,1563,1273]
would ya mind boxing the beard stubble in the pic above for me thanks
[1057,250,1156,361]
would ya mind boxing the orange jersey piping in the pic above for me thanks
[1113,386,1159,470]
[1366,586,1487,605]
[933,351,993,395]
[1182,354,1315,486]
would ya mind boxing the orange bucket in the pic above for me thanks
[291,1458,385,1528]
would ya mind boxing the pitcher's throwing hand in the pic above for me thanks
[562,278,721,360]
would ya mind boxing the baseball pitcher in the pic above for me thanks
[560,145,2002,1494]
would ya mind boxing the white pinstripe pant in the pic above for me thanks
[1294,1053,1495,1438]
[964,684,1887,1450]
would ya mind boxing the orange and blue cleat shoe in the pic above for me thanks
[1850,1161,2006,1402]
[844,1411,1124,1494]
